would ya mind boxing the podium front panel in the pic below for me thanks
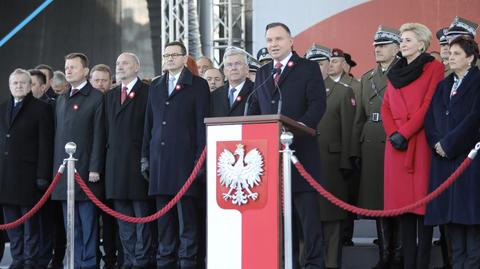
[207,122,281,269]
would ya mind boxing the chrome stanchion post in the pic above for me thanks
[280,131,294,269]
[65,142,77,269]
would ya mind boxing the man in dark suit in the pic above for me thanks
[210,47,254,117]
[51,53,105,269]
[0,68,54,269]
[249,22,327,269]
[142,41,210,269]
[105,52,152,269]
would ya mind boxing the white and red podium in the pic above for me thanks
[205,115,315,269]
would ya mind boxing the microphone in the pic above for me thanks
[243,67,278,116]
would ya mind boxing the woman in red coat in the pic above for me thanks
[381,22,444,269]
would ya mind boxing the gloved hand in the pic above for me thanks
[140,157,149,181]
[36,178,49,191]
[389,131,408,151]
[340,168,353,179]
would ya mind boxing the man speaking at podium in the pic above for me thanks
[249,22,327,269]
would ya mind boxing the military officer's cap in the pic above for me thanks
[331,48,345,58]
[436,27,449,45]
[257,47,272,62]
[248,59,261,73]
[305,44,331,61]
[447,16,478,38]
[373,25,401,46]
[344,53,357,67]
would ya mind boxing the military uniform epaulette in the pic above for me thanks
[338,81,351,88]
[362,68,375,80]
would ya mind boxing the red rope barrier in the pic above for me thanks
[294,155,473,217]
[75,149,206,223]
[0,168,64,230]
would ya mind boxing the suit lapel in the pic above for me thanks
[276,53,298,86]
[116,78,141,116]
[167,68,193,100]
[229,80,252,113]
[369,67,388,100]
[5,98,13,129]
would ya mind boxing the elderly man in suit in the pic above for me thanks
[210,47,254,117]
[105,52,153,269]
[249,22,327,269]
[51,53,105,269]
[142,41,210,269]
[0,68,54,269]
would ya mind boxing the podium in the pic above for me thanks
[205,115,314,269]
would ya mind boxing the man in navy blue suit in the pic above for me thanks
[249,22,327,269]
[142,41,210,269]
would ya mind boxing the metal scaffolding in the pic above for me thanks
[161,0,189,53]
[210,0,246,65]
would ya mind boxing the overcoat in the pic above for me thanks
[51,82,105,200]
[104,79,150,200]
[142,68,210,197]
[210,79,254,117]
[350,64,391,210]
[249,52,327,192]
[425,67,480,225]
[381,60,444,215]
[0,93,54,205]
[317,77,355,221]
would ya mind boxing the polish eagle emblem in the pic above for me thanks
[217,144,264,205]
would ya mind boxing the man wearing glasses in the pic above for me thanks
[210,47,253,117]
[142,41,210,269]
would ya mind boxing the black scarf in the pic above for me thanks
[387,53,434,89]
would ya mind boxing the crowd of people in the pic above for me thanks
[0,14,479,269]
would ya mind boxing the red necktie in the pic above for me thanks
[121,86,127,104]
[274,62,283,84]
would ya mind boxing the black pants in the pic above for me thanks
[292,192,325,269]
[448,224,480,269]
[155,195,199,269]
[400,214,433,269]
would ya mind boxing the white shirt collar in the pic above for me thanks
[73,80,88,91]
[273,52,293,73]
[122,77,138,94]
[229,80,246,102]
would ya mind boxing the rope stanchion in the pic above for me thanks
[0,163,65,230]
[75,148,206,223]
[293,154,473,217]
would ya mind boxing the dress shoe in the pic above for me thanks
[47,259,63,269]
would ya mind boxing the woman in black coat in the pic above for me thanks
[424,36,480,269]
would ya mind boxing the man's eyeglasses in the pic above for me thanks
[162,53,185,59]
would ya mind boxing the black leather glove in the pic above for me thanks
[340,169,353,179]
[389,131,408,151]
[140,157,149,182]
[36,178,49,191]
[350,157,361,171]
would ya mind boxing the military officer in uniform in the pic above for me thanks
[307,46,355,269]
[350,26,403,269]
[445,16,479,69]
[256,47,273,66]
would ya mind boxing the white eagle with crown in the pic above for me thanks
[217,144,264,205]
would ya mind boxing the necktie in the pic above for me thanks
[70,88,79,97]
[274,62,283,84]
[228,88,237,107]
[168,76,176,95]
[121,86,127,104]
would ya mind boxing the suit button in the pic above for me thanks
[4,152,8,155]
[161,142,165,146]
[369,101,373,105]
[165,101,170,105]
[446,110,449,116]
[5,134,10,138]
[162,121,166,125]
[271,100,276,104]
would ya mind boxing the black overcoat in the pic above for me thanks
[210,79,254,117]
[0,93,54,205]
[104,79,150,200]
[142,68,210,197]
[249,52,327,192]
[425,67,480,225]
[51,82,105,200]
